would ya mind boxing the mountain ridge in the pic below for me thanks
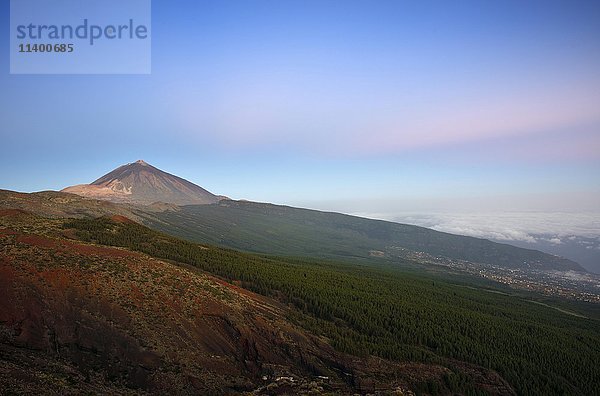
[146,199,586,272]
[0,188,585,273]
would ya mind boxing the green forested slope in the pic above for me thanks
[66,217,600,395]
[142,200,583,271]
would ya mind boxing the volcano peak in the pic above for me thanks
[62,161,220,206]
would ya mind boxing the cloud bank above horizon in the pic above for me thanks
[384,212,600,244]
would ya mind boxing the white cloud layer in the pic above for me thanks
[351,211,600,245]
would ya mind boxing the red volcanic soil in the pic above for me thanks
[0,218,515,395]
[0,227,357,394]
[0,208,29,217]
[15,233,139,258]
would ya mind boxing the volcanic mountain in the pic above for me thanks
[62,160,220,205]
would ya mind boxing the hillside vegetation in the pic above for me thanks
[5,211,476,395]
[143,200,583,271]
[66,217,600,395]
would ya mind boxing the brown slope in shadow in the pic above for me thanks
[0,211,515,395]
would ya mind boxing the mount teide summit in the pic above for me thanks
[62,160,221,205]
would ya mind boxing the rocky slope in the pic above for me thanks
[0,210,516,395]
[62,160,220,205]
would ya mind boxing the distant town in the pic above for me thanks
[395,248,600,303]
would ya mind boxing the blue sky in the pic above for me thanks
[1,0,599,215]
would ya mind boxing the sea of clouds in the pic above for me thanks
[351,211,600,273]
[385,212,600,245]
